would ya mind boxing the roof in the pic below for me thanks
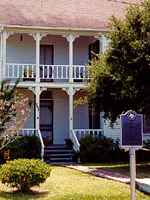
[0,0,143,31]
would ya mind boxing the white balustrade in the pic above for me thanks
[5,63,90,82]
[73,129,104,140]
[40,65,70,80]
[5,63,36,80]
[70,130,80,152]
[73,65,90,80]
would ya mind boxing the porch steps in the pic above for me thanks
[44,144,76,164]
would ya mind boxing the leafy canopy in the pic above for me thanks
[89,0,150,122]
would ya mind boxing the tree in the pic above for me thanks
[89,0,150,123]
[0,80,32,149]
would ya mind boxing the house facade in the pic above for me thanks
[0,0,149,159]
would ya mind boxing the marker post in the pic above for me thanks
[129,147,136,200]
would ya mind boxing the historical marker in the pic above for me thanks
[120,110,143,148]
[120,110,143,200]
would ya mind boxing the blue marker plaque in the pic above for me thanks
[120,110,143,148]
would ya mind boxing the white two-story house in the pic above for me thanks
[0,0,149,162]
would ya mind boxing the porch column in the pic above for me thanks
[98,35,108,53]
[65,34,77,83]
[69,87,74,134]
[31,33,47,83]
[0,30,3,81]
[63,87,75,137]
[35,87,40,130]
[2,31,7,80]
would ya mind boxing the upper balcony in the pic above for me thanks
[5,63,90,83]
[1,31,102,86]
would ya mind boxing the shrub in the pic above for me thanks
[0,159,51,192]
[80,135,116,162]
[3,135,41,161]
[80,135,150,163]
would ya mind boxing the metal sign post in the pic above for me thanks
[129,147,136,200]
[120,110,143,200]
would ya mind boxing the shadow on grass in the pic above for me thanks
[0,189,49,200]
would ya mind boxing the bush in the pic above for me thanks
[3,135,41,161]
[80,135,150,163]
[0,159,51,192]
[80,135,129,163]
[80,135,117,163]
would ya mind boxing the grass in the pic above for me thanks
[0,166,149,200]
[82,162,150,178]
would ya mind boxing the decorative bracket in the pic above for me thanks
[29,32,48,41]
[64,33,79,43]
[62,87,81,96]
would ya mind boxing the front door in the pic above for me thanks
[40,45,54,81]
[40,92,53,145]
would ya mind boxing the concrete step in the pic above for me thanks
[45,149,73,154]
[44,144,75,164]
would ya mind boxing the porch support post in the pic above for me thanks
[65,34,77,83]
[31,33,47,83]
[35,87,40,130]
[69,87,74,135]
[62,87,76,137]
[0,30,3,81]
[2,31,13,80]
[97,35,108,53]
[2,31,7,80]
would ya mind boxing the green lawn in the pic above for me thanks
[0,166,149,200]
[83,162,150,178]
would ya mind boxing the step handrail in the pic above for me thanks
[36,129,45,161]
[70,130,80,152]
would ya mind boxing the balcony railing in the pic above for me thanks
[5,63,90,83]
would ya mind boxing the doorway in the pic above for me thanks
[40,45,54,81]
[40,91,53,145]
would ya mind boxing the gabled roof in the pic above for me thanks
[0,0,142,30]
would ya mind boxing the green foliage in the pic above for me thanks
[80,135,127,162]
[80,135,150,163]
[3,135,41,160]
[89,0,150,122]
[0,159,51,192]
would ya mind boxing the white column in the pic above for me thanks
[99,35,108,53]
[31,33,47,83]
[35,87,40,130]
[69,87,74,134]
[63,87,75,137]
[35,33,41,83]
[0,31,3,81]
[65,34,77,83]
[2,31,7,80]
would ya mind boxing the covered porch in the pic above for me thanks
[1,32,105,83]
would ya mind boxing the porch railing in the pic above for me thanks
[17,128,44,160]
[70,130,80,152]
[5,63,36,80]
[5,63,90,82]
[73,129,104,140]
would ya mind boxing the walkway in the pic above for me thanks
[67,165,150,194]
